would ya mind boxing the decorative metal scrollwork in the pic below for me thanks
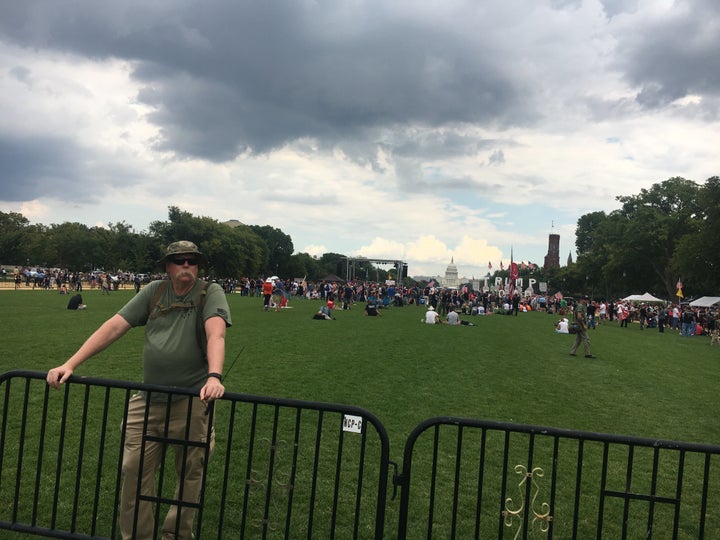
[246,437,293,531]
[502,464,552,538]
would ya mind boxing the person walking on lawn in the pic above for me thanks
[570,295,596,359]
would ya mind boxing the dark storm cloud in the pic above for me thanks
[389,130,503,160]
[2,0,718,185]
[0,133,143,204]
[615,0,720,111]
[0,1,527,163]
[0,134,88,201]
[599,0,639,18]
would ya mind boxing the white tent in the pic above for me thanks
[689,296,720,308]
[622,292,666,303]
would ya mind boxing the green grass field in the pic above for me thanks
[1,288,719,538]
[1,287,718,446]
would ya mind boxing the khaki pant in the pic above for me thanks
[570,326,591,356]
[120,394,214,540]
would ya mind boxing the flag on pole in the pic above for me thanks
[488,261,492,270]
[508,247,517,297]
[500,261,504,271]
[676,278,683,298]
[509,262,519,297]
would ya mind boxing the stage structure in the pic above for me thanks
[345,257,407,283]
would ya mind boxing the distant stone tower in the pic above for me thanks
[443,258,459,289]
[544,233,560,269]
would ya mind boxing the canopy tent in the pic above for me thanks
[622,292,666,303]
[689,296,720,308]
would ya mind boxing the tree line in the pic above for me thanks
[549,176,720,300]
[2,176,718,298]
[0,206,388,282]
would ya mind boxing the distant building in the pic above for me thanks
[544,233,560,269]
[442,258,460,289]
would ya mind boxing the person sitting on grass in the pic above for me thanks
[556,317,569,333]
[424,306,441,324]
[67,293,87,310]
[313,306,334,320]
[364,300,380,316]
[446,306,475,326]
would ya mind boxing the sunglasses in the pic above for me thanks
[169,257,199,266]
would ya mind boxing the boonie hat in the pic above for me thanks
[157,240,208,267]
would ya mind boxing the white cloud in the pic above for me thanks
[0,0,718,277]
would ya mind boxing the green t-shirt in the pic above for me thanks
[574,302,587,328]
[118,279,232,393]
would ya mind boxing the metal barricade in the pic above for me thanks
[3,371,720,539]
[395,417,720,539]
[0,371,390,539]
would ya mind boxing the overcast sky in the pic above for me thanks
[1,0,718,278]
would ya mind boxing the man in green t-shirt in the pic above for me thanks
[47,240,232,539]
[569,295,595,359]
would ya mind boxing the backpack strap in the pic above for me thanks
[147,281,170,321]
[195,281,210,362]
[147,280,211,362]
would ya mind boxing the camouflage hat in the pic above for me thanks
[157,240,208,267]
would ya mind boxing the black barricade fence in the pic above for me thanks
[396,417,720,539]
[0,371,389,539]
[2,371,720,539]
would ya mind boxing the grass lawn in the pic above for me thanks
[1,287,719,538]
[1,287,718,447]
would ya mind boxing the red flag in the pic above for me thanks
[676,279,683,289]
[488,261,492,270]
[509,262,519,297]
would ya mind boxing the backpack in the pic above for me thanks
[147,280,210,361]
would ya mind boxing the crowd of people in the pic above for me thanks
[8,266,151,292]
[551,298,718,338]
[9,265,720,341]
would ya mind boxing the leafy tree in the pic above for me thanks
[44,222,94,270]
[671,176,720,294]
[613,177,700,297]
[0,212,31,265]
[318,252,349,280]
[575,211,608,257]
[574,177,704,299]
[248,225,294,276]
[285,252,321,281]
[150,206,268,278]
